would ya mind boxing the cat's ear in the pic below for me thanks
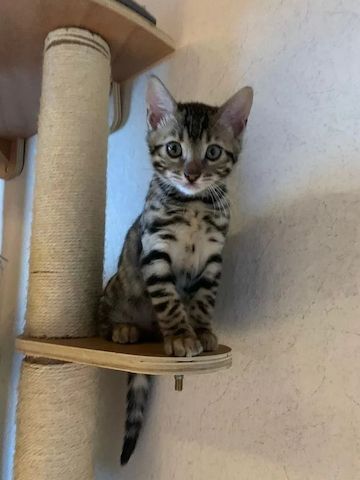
[146,75,177,130]
[216,86,253,137]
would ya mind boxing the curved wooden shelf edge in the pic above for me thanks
[0,0,175,139]
[15,336,232,376]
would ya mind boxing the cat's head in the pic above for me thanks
[146,75,253,197]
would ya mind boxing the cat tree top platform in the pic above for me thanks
[0,0,174,140]
[16,336,232,376]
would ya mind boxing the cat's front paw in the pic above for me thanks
[164,334,203,357]
[112,323,140,344]
[196,329,218,352]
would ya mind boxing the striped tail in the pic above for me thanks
[120,373,152,465]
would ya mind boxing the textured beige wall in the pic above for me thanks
[99,1,360,479]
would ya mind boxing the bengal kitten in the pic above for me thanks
[97,76,253,465]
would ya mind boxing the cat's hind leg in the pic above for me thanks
[97,273,144,344]
[112,323,141,344]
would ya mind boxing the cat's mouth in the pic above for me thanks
[172,177,210,197]
[162,172,214,197]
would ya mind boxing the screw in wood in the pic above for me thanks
[174,375,184,391]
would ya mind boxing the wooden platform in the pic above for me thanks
[0,0,174,140]
[16,337,232,376]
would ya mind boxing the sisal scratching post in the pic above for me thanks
[14,28,111,479]
[14,361,98,478]
[26,28,110,338]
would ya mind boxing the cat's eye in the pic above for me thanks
[166,141,182,158]
[205,144,223,161]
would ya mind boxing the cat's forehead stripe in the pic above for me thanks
[178,102,218,141]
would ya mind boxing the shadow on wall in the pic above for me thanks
[219,191,360,335]
[192,190,360,478]
[94,369,127,479]
[0,141,34,480]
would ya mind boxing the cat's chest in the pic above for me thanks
[171,211,208,271]
[143,201,227,278]
[167,207,223,276]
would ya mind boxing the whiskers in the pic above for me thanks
[207,183,230,218]
[170,172,183,181]
[154,172,230,220]
[156,175,175,204]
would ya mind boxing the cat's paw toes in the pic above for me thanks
[164,334,203,357]
[112,323,140,344]
[196,329,218,352]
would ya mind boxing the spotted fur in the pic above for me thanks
[97,76,253,465]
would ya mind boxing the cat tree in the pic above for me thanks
[0,1,232,478]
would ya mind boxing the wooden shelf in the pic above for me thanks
[16,337,232,376]
[0,0,175,140]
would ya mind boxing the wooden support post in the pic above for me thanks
[0,138,24,180]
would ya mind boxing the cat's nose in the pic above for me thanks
[184,171,201,183]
